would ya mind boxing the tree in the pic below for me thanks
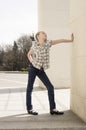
[17,34,32,70]
[12,41,19,71]
[17,34,32,53]
[0,34,33,71]
[0,45,5,70]
[3,45,13,71]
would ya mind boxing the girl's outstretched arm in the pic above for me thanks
[51,33,74,45]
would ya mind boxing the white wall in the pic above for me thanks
[38,0,72,88]
[70,0,86,122]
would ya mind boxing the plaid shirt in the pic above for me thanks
[30,40,52,70]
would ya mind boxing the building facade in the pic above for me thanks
[38,0,71,88]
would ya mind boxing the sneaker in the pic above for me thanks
[50,110,64,115]
[27,110,38,115]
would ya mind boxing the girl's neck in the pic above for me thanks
[38,39,44,46]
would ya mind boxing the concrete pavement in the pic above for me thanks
[0,72,86,130]
[0,111,86,130]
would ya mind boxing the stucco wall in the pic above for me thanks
[70,0,86,122]
[38,0,71,88]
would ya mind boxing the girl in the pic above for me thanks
[26,31,74,115]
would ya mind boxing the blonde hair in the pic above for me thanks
[35,31,47,41]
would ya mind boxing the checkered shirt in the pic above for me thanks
[30,40,52,70]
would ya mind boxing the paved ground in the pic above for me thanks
[0,72,86,130]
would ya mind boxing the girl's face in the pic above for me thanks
[37,32,47,42]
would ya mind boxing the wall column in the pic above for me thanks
[38,0,71,88]
[70,0,86,122]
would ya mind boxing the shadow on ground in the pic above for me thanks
[0,110,86,130]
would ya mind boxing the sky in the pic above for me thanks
[0,0,38,44]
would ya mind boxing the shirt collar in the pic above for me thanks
[36,41,46,47]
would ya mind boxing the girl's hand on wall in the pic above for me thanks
[71,33,74,42]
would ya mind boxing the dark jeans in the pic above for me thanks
[26,65,56,111]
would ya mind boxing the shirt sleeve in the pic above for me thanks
[47,40,52,48]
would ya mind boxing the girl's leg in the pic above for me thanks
[26,66,37,110]
[37,69,56,111]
